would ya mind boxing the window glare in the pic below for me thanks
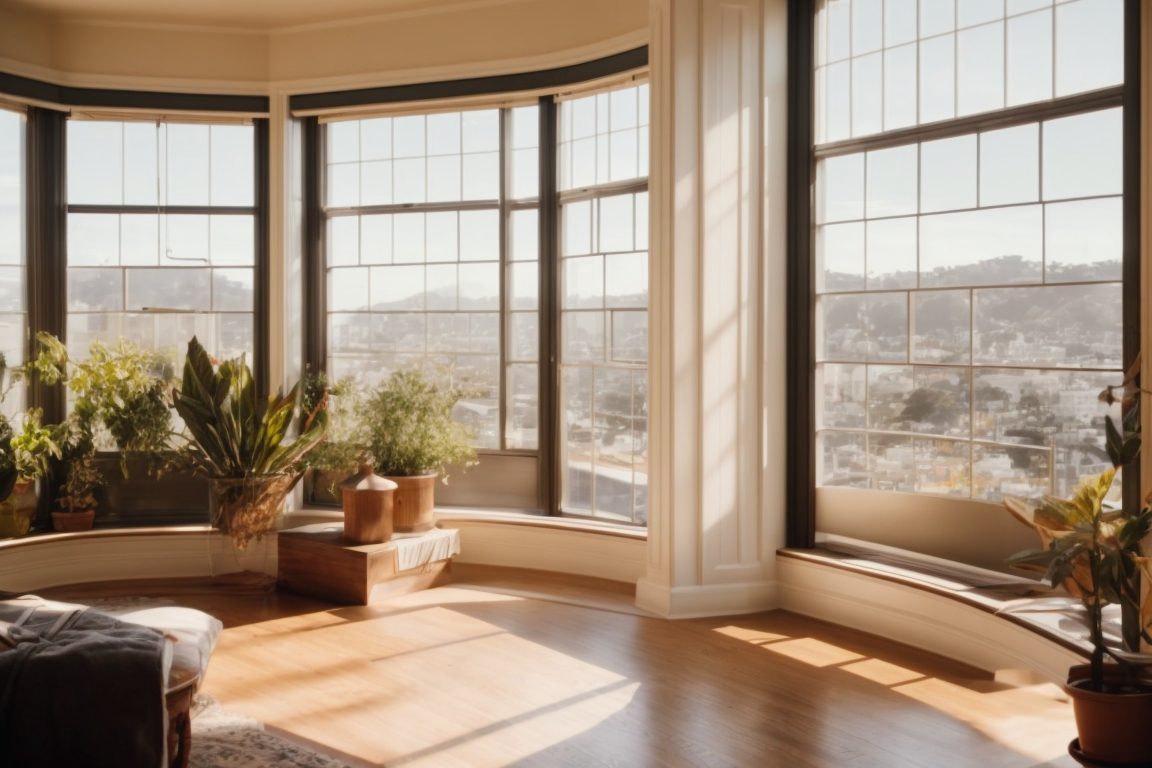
[323,86,649,521]
[0,109,25,416]
[65,119,257,384]
[813,1,1125,503]
[814,0,1122,141]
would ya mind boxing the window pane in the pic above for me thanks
[506,363,538,450]
[1055,0,1123,97]
[69,121,123,204]
[866,217,917,289]
[818,430,869,488]
[511,209,539,262]
[605,252,647,308]
[852,54,883,137]
[816,153,864,224]
[212,268,254,311]
[126,268,211,311]
[958,0,1002,27]
[819,363,867,429]
[912,290,970,364]
[866,145,918,217]
[973,283,1121,367]
[510,262,539,310]
[564,256,603,310]
[210,125,254,206]
[598,194,635,253]
[610,310,647,363]
[69,214,120,266]
[1042,108,1122,201]
[920,0,956,37]
[885,0,917,46]
[1044,198,1122,283]
[68,268,123,311]
[957,22,1004,116]
[979,123,1038,206]
[920,135,976,213]
[459,210,498,262]
[884,44,918,130]
[1007,10,1053,106]
[919,34,956,124]
[920,206,1042,287]
[166,124,211,205]
[818,222,866,293]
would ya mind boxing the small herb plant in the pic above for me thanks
[364,368,476,480]
[301,371,371,475]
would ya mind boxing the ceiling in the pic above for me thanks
[5,0,512,31]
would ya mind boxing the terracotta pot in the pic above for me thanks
[1066,664,1152,764]
[341,464,397,544]
[387,474,437,533]
[51,509,96,532]
[0,481,38,538]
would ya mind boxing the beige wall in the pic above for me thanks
[0,0,648,91]
[0,5,56,74]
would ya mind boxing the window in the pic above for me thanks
[313,76,649,522]
[557,85,650,523]
[66,119,258,366]
[323,107,538,451]
[0,107,25,415]
[811,1,1129,508]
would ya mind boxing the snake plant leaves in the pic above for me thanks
[173,337,327,478]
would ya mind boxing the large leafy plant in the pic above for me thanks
[1005,398,1151,692]
[172,337,328,478]
[32,332,174,457]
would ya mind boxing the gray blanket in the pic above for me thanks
[0,599,167,768]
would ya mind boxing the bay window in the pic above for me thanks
[306,62,649,521]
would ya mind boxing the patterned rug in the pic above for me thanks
[190,696,355,768]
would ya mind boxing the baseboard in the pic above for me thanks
[439,518,647,584]
[635,576,778,619]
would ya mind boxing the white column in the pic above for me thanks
[637,0,788,618]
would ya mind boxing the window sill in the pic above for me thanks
[291,505,648,540]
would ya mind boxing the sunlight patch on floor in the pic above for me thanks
[714,623,1073,763]
[218,602,639,767]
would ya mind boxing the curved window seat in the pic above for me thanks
[776,537,1100,684]
[0,510,650,595]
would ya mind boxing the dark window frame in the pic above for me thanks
[6,80,272,524]
[785,0,1142,549]
[298,51,649,517]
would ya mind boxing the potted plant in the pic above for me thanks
[30,332,209,523]
[300,372,369,505]
[31,331,175,461]
[48,412,101,531]
[1004,387,1152,764]
[364,368,476,532]
[0,408,61,537]
[172,337,328,549]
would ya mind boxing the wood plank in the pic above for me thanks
[49,569,1081,768]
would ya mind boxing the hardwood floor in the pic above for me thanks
[52,568,1080,768]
